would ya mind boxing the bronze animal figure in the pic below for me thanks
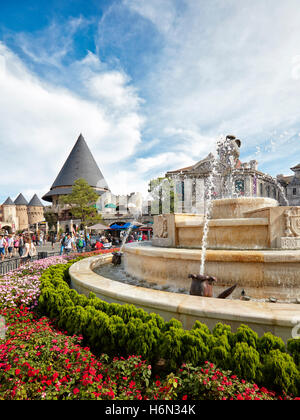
[112,252,123,265]
[188,274,237,299]
[188,274,217,297]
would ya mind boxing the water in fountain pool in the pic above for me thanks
[93,260,189,295]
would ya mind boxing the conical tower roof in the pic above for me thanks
[14,193,28,206]
[28,194,43,207]
[42,134,109,202]
[52,134,108,189]
[2,197,14,205]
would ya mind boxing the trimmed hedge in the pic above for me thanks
[37,260,300,396]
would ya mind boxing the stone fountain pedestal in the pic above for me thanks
[124,197,300,301]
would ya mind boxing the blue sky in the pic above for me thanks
[1,0,300,204]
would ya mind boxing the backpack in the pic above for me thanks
[78,239,84,248]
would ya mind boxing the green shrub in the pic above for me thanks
[262,350,300,395]
[231,342,262,383]
[232,324,258,349]
[287,338,300,368]
[258,332,286,355]
[37,261,300,396]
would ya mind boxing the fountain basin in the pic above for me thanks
[69,254,300,342]
[124,244,300,301]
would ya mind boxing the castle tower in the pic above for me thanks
[27,194,45,226]
[2,197,19,232]
[14,193,29,231]
[42,133,110,205]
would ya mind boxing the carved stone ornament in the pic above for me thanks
[284,208,300,237]
[154,215,168,239]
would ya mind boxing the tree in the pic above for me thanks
[59,178,103,229]
[148,177,175,214]
[44,210,58,231]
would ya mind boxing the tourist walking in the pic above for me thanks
[60,234,66,255]
[18,235,24,257]
[50,233,55,249]
[64,234,75,254]
[23,238,37,260]
[7,235,14,259]
[0,235,5,262]
[14,235,19,257]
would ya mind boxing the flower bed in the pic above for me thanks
[0,253,299,400]
[0,306,296,400]
[38,261,300,396]
[0,256,69,309]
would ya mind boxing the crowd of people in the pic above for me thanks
[58,230,150,255]
[0,233,38,261]
[0,229,151,262]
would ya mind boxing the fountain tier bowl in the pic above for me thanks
[210,197,278,219]
[69,254,300,343]
[124,244,300,301]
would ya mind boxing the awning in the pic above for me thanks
[86,223,110,231]
[110,224,122,229]
[109,223,139,230]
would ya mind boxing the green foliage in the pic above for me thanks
[287,338,300,368]
[258,332,286,355]
[262,350,300,395]
[59,178,103,227]
[232,324,258,349]
[37,261,300,396]
[231,342,261,383]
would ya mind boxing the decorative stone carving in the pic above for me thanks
[280,237,300,249]
[284,208,300,237]
[154,215,168,239]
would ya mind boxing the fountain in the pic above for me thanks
[69,135,300,342]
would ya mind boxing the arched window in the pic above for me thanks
[235,179,245,195]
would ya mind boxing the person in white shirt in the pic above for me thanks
[65,235,75,254]
[7,235,14,259]
[23,238,37,259]
[0,235,5,261]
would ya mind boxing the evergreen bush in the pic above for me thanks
[37,260,300,396]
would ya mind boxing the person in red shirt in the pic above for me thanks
[95,240,104,250]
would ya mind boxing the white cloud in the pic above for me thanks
[0,42,144,202]
[123,0,300,174]
[124,0,177,34]
[14,16,88,67]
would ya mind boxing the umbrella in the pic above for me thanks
[86,223,110,231]
[110,224,122,229]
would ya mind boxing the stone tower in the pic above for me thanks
[14,193,29,231]
[2,197,19,232]
[27,194,44,225]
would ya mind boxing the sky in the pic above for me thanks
[1,0,300,204]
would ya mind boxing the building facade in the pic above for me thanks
[156,135,287,214]
[0,193,45,233]
[43,133,152,232]
[277,164,300,206]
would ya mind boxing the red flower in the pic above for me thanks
[182,395,188,400]
[15,369,21,375]
[73,388,80,395]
